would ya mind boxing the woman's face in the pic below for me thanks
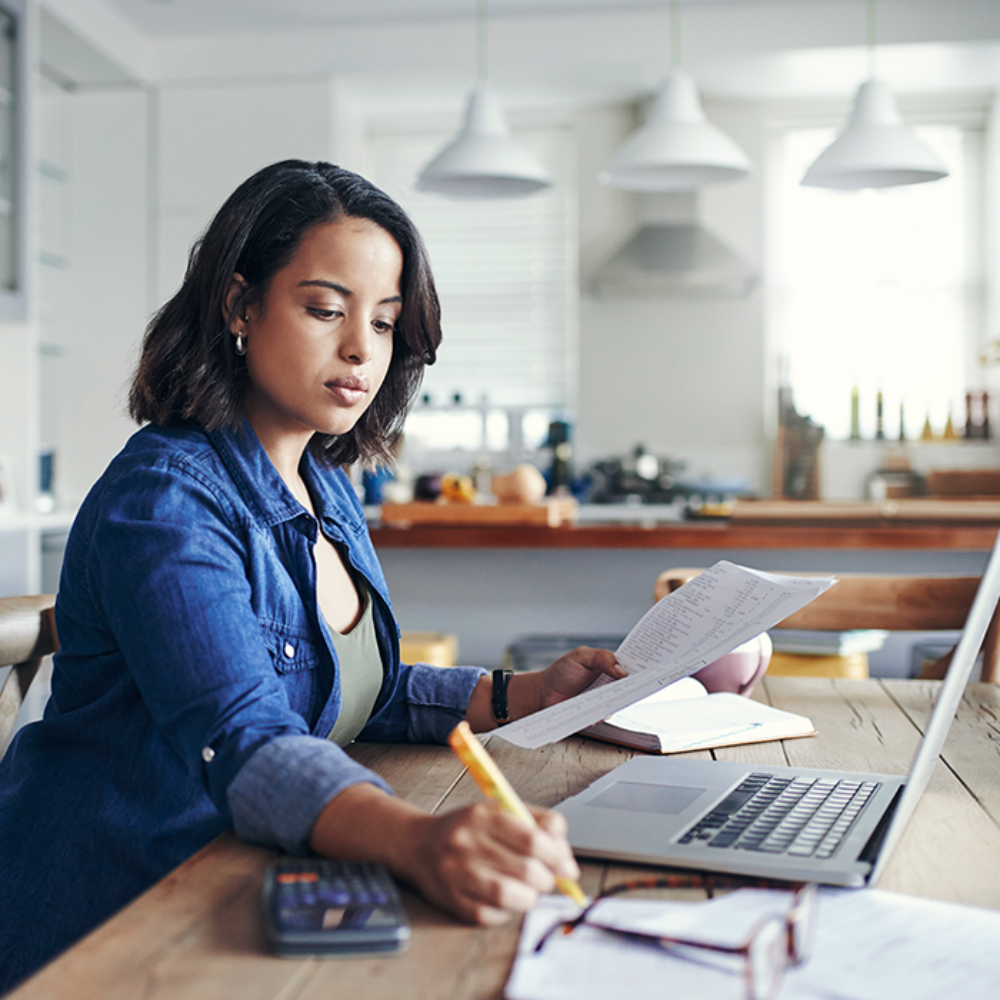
[236,216,402,452]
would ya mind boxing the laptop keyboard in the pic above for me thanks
[678,772,880,859]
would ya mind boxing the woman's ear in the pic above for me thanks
[223,273,249,329]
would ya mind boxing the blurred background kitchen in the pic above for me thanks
[2,0,1000,675]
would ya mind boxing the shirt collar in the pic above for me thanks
[206,421,366,537]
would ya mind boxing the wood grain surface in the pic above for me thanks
[9,679,1000,1000]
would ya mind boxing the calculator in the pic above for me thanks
[262,858,411,956]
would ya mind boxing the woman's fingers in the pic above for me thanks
[527,807,580,881]
[398,802,579,925]
[537,645,626,709]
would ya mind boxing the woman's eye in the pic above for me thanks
[309,307,340,320]
[373,319,396,334]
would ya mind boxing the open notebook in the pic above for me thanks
[579,676,815,754]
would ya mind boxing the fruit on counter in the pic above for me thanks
[439,473,477,503]
[685,501,734,520]
[491,464,547,505]
[413,473,442,501]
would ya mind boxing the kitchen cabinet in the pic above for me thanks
[0,0,27,319]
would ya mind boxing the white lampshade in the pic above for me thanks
[600,70,753,192]
[415,86,552,200]
[801,79,949,190]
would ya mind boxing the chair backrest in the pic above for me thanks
[653,569,1000,684]
[0,595,59,757]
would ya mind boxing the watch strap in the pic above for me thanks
[491,668,513,723]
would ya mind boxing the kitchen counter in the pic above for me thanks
[369,499,1000,551]
[367,499,1000,668]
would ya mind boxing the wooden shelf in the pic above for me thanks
[369,499,1000,551]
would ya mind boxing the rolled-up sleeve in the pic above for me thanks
[226,736,392,854]
[403,663,486,744]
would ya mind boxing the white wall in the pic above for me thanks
[574,97,770,491]
[155,80,334,304]
[0,324,38,514]
[44,89,148,507]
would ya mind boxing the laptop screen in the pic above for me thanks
[869,529,1000,884]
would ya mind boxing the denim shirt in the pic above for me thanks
[0,420,484,992]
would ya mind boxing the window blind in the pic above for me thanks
[366,120,577,411]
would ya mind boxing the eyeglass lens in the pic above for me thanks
[748,916,786,1000]
[789,884,818,964]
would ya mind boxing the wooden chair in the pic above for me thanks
[653,569,1000,685]
[0,595,59,757]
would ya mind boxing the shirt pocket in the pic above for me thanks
[258,621,322,675]
[259,621,327,725]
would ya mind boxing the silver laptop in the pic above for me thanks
[557,532,1000,887]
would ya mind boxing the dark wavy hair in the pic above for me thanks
[128,160,441,467]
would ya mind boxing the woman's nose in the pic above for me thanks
[339,315,373,363]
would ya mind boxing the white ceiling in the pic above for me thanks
[41,0,1000,106]
[101,0,808,35]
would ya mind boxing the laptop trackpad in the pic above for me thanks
[590,781,705,815]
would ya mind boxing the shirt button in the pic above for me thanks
[202,747,216,763]
[284,642,296,659]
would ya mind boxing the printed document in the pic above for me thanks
[497,561,835,749]
[505,887,1000,1000]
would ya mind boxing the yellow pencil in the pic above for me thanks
[447,721,587,906]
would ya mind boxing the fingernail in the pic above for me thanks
[559,859,580,879]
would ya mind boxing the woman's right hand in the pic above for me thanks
[309,782,580,926]
[398,801,580,925]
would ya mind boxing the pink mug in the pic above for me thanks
[693,633,773,696]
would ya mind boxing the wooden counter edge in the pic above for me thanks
[369,522,1000,550]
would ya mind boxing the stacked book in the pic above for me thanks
[767,629,889,678]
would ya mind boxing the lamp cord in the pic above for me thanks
[670,0,682,69]
[867,0,878,79]
[477,0,488,84]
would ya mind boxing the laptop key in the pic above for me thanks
[685,774,882,857]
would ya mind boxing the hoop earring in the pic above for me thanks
[234,332,246,356]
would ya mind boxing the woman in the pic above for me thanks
[0,160,622,992]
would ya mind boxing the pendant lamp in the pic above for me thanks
[601,69,753,191]
[415,85,552,199]
[800,0,948,190]
[601,0,752,192]
[415,0,552,200]
[800,79,949,190]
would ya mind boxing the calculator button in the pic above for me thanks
[319,889,352,906]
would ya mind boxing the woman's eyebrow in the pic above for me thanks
[299,279,402,305]
[299,279,352,295]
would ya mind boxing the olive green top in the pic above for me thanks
[325,582,384,747]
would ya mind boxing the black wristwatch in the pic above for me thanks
[492,669,514,723]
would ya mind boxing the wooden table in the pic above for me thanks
[10,678,1000,1000]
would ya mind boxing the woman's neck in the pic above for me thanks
[246,419,315,513]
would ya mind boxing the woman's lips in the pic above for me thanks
[325,376,369,407]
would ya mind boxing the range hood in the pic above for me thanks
[591,193,758,300]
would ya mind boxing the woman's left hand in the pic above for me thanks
[466,646,625,731]
[534,646,626,711]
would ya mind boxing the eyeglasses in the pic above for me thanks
[533,876,817,1000]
